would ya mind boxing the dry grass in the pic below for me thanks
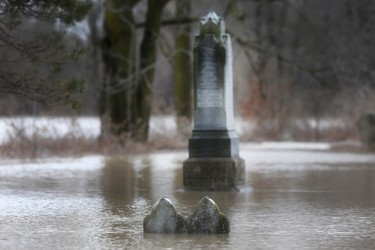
[0,117,187,159]
[0,115,364,159]
[240,117,360,142]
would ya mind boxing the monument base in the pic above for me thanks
[183,157,245,191]
[188,130,239,158]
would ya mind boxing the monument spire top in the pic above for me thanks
[202,12,220,23]
[200,11,225,36]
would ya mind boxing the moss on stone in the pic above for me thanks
[186,196,230,234]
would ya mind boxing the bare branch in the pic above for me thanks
[136,17,198,29]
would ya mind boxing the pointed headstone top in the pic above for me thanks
[187,196,230,234]
[199,11,225,36]
[193,196,220,215]
[201,12,220,25]
[152,196,173,209]
[143,197,187,233]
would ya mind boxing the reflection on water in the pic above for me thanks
[0,147,375,249]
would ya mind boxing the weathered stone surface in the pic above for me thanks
[187,196,230,234]
[183,12,245,191]
[183,157,245,191]
[143,196,230,234]
[358,113,375,149]
[193,12,234,131]
[143,197,187,233]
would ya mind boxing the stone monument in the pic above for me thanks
[183,12,245,191]
[143,196,229,234]
[186,196,230,234]
[143,197,187,233]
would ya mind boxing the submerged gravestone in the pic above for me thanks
[187,196,230,234]
[183,12,245,191]
[143,196,229,234]
[143,197,187,233]
[358,112,375,149]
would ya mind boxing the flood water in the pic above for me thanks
[0,143,375,249]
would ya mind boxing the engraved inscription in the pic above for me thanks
[198,53,219,89]
[197,89,223,107]
[196,37,224,108]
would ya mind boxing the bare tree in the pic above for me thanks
[101,0,171,141]
[173,0,193,136]
[0,0,92,107]
[226,0,375,140]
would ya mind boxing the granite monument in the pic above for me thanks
[183,12,245,191]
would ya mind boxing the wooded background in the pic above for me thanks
[1,0,374,141]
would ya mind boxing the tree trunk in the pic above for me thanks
[174,0,192,136]
[131,0,170,141]
[102,0,139,137]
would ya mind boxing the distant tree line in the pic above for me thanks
[230,0,375,140]
[1,0,374,142]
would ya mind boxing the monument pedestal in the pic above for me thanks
[183,157,245,191]
[188,130,239,158]
[184,129,245,191]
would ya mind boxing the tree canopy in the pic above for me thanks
[0,0,92,107]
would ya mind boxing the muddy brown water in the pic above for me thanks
[0,145,375,249]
